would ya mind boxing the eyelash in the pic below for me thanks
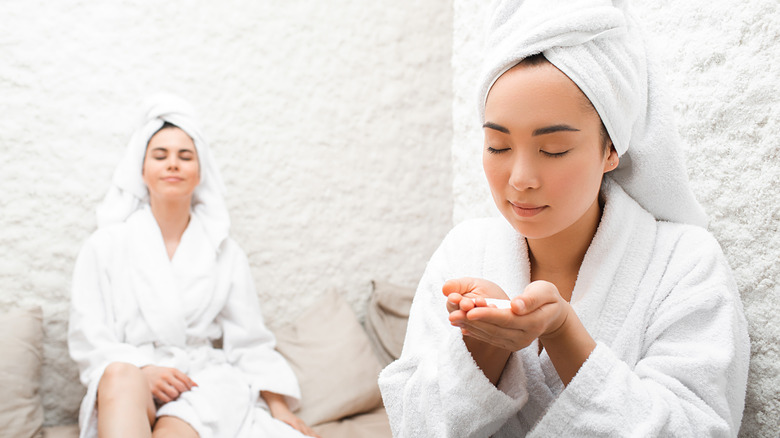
[486,147,509,154]
[541,150,569,158]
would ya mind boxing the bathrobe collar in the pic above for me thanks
[125,205,218,348]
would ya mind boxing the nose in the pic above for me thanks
[508,153,540,191]
[166,155,180,170]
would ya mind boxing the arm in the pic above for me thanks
[217,244,301,410]
[532,230,749,437]
[68,235,155,386]
[261,391,320,437]
[378,230,529,438]
[455,229,749,436]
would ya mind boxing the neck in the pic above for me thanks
[526,197,602,300]
[148,196,192,248]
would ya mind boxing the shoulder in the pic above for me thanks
[80,222,130,254]
[652,222,741,312]
[216,237,252,269]
[656,222,728,269]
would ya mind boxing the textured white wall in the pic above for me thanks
[452,0,779,436]
[0,0,453,426]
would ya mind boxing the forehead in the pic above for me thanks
[485,62,593,122]
[147,127,196,150]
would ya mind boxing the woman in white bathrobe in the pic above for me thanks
[68,95,319,438]
[378,1,749,437]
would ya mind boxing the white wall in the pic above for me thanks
[0,0,453,426]
[452,0,779,436]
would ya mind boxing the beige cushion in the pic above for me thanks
[0,307,44,438]
[364,281,415,366]
[41,425,79,438]
[274,290,383,426]
[312,407,391,438]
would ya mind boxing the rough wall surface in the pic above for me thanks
[0,0,453,426]
[452,0,778,436]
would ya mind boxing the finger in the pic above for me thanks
[172,369,195,390]
[168,376,189,394]
[466,306,517,325]
[153,389,171,404]
[461,321,535,350]
[469,304,547,335]
[459,297,475,312]
[513,281,559,315]
[442,277,478,297]
[448,309,468,326]
[158,382,180,401]
[472,297,488,307]
[446,293,463,313]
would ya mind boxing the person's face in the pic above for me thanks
[482,62,618,240]
[142,127,200,202]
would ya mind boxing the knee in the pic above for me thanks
[98,362,145,398]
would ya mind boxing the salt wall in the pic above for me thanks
[0,0,453,426]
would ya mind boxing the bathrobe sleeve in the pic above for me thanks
[217,241,301,411]
[68,231,155,386]
[530,226,749,437]
[378,223,529,438]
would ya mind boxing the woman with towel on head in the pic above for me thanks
[68,95,319,438]
[378,1,749,436]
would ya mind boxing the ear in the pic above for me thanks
[603,145,619,173]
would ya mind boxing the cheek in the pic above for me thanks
[187,162,201,185]
[141,159,156,185]
[548,161,603,205]
[482,155,507,189]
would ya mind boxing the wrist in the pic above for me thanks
[539,303,573,343]
[261,391,290,416]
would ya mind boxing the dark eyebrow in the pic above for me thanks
[532,124,580,136]
[482,122,510,134]
[149,147,195,154]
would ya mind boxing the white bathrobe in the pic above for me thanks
[378,179,749,437]
[69,206,305,438]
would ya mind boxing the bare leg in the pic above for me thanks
[96,362,156,438]
[153,416,199,438]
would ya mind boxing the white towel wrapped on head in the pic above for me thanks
[96,93,230,250]
[478,0,708,227]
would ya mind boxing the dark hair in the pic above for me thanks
[518,53,612,156]
[152,121,178,137]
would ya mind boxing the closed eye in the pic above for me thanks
[541,150,569,158]
[487,146,510,154]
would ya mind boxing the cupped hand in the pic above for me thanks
[448,280,572,352]
[141,366,197,404]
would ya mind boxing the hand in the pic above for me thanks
[442,277,509,320]
[449,280,571,352]
[273,409,320,437]
[261,391,321,437]
[141,366,197,404]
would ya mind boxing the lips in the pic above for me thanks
[161,176,184,183]
[509,201,546,218]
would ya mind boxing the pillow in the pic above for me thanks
[364,281,415,366]
[274,290,384,426]
[0,307,44,438]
